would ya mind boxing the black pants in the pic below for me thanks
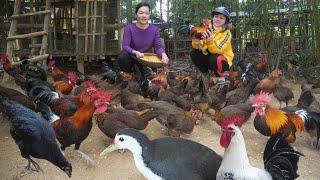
[117,50,156,80]
[190,49,229,76]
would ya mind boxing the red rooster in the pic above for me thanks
[33,80,97,118]
[251,91,320,146]
[217,115,303,179]
[189,19,212,39]
[53,71,78,95]
[47,59,66,81]
[0,54,21,76]
[46,89,110,165]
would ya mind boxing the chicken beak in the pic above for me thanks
[100,144,118,157]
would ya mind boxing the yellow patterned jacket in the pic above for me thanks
[192,27,234,67]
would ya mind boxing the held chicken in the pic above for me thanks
[251,91,320,147]
[2,99,72,178]
[189,19,212,39]
[217,115,303,180]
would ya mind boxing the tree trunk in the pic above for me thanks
[311,0,320,64]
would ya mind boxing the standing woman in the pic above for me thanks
[190,7,234,81]
[118,2,169,82]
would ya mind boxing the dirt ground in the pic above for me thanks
[0,79,320,180]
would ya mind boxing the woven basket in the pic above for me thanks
[137,53,164,68]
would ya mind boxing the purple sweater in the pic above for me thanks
[122,23,165,57]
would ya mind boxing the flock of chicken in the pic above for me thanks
[0,53,319,179]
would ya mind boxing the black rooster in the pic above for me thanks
[2,99,72,178]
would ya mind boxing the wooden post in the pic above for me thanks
[101,1,105,55]
[84,0,89,63]
[6,0,21,58]
[30,0,37,56]
[92,0,97,56]
[40,0,51,56]
[77,56,85,74]
[4,0,21,83]
[75,0,84,73]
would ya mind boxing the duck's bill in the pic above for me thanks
[100,144,119,157]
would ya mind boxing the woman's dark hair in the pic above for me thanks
[135,2,151,14]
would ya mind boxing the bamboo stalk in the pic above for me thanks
[10,10,51,19]
[7,31,48,41]
[275,0,294,69]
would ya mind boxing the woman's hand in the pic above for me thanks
[201,29,214,41]
[161,53,169,64]
[132,50,144,58]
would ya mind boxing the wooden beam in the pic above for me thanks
[3,23,52,29]
[11,10,51,19]
[77,33,107,36]
[29,44,42,48]
[11,54,49,66]
[78,15,102,18]
[7,31,48,41]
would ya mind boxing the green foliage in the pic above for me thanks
[277,51,316,71]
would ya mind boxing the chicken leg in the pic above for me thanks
[26,158,44,172]
[18,158,44,179]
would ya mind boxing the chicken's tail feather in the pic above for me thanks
[263,133,303,179]
[28,85,57,104]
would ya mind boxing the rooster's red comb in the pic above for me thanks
[221,115,246,129]
[92,89,111,102]
[48,59,55,65]
[68,71,78,82]
[250,91,270,105]
[86,80,95,88]
[0,54,9,63]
